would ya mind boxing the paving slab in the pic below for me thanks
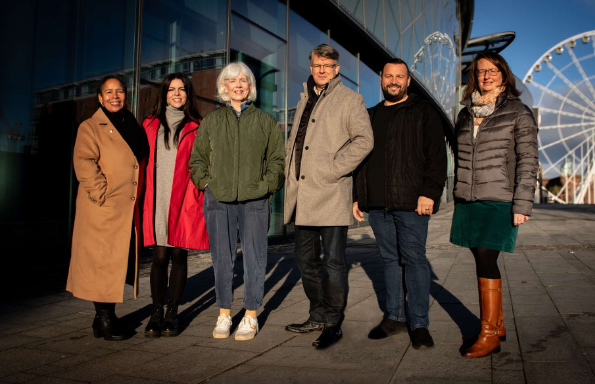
[1,204,594,383]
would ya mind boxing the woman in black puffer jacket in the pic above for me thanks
[450,52,538,358]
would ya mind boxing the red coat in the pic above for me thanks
[142,117,209,250]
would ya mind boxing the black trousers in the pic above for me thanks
[294,225,348,327]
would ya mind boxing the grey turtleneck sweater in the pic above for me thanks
[155,106,185,246]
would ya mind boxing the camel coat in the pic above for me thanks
[284,76,373,226]
[67,108,144,303]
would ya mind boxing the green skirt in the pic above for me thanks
[450,201,519,253]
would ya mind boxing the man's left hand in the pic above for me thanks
[416,196,434,216]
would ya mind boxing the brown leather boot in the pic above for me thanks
[465,278,503,357]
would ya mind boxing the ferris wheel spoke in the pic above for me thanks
[539,126,595,151]
[530,80,595,117]
[567,47,595,100]
[545,61,595,111]
[538,106,595,120]
[539,121,595,130]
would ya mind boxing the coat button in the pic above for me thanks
[301,175,305,180]
[133,181,137,186]
[305,146,309,150]
[311,119,315,123]
[131,196,136,201]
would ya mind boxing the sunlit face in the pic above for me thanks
[224,73,251,105]
[166,78,187,109]
[381,63,411,104]
[310,54,340,90]
[98,78,126,113]
[476,58,503,95]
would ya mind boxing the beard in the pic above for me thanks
[382,84,408,103]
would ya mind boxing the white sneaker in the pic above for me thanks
[234,316,259,341]
[213,313,232,339]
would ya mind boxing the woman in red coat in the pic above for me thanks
[142,73,209,337]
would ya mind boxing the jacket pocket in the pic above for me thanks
[184,180,202,212]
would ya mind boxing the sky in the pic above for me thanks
[472,0,595,179]
[470,0,595,80]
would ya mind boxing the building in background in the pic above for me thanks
[0,0,471,295]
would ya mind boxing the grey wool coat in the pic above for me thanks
[454,93,539,216]
[284,76,374,226]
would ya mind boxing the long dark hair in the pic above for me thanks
[150,72,202,149]
[464,52,521,100]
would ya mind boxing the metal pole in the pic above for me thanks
[133,0,143,119]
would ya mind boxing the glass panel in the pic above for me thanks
[365,0,384,44]
[288,10,328,109]
[141,0,227,117]
[0,0,137,275]
[230,14,287,236]
[385,0,401,55]
[232,0,287,39]
[360,62,381,108]
[330,39,358,85]
[338,0,364,24]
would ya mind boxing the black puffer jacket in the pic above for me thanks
[354,94,447,213]
[454,93,538,216]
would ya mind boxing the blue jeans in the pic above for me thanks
[368,209,431,330]
[203,187,270,311]
[294,226,348,327]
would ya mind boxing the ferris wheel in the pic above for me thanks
[523,30,595,204]
[411,32,457,119]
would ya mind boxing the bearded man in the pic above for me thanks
[353,58,447,349]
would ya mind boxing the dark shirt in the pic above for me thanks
[294,76,323,180]
[366,102,399,208]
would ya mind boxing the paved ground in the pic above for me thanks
[1,204,595,383]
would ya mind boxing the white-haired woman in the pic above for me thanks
[189,62,285,341]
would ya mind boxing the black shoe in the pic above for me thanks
[314,326,342,349]
[285,320,324,333]
[92,310,134,341]
[161,302,179,337]
[368,319,408,340]
[144,305,164,338]
[411,328,434,349]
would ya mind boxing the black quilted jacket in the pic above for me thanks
[454,93,538,216]
[353,94,447,213]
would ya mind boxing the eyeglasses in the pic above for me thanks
[311,64,337,71]
[477,68,500,76]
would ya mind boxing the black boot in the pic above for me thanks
[144,305,164,338]
[162,301,179,337]
[92,310,133,341]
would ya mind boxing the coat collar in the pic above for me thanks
[301,75,343,98]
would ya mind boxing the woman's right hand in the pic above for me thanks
[513,213,530,226]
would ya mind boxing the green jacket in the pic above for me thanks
[189,104,285,202]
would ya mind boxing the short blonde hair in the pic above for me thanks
[217,62,257,102]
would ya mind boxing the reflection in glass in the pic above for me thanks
[141,0,227,118]
[360,62,381,108]
[232,0,287,39]
[288,10,328,109]
[0,0,138,277]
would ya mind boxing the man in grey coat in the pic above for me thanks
[284,44,373,349]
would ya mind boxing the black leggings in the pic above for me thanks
[470,247,501,279]
[93,302,115,313]
[150,246,188,306]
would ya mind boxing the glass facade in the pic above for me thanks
[0,0,460,277]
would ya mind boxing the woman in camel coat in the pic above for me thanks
[67,75,149,341]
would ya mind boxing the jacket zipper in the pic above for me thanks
[237,110,241,201]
